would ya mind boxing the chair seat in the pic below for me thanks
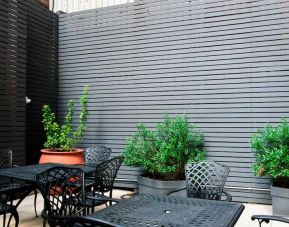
[84,178,95,189]
[0,183,34,202]
[0,183,33,192]
[85,192,109,207]
[0,203,15,215]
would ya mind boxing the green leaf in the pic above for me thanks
[123,114,206,178]
[250,119,289,179]
[42,86,89,151]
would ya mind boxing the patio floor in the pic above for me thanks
[1,189,285,227]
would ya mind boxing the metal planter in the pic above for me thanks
[138,175,186,196]
[271,185,289,216]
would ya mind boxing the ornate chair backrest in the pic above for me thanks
[36,167,85,219]
[0,148,12,169]
[92,156,124,194]
[185,161,230,200]
[85,146,112,168]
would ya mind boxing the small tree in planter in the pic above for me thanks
[39,87,88,164]
[250,119,289,215]
[123,115,205,181]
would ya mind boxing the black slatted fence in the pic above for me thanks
[0,0,58,165]
[0,0,27,165]
[25,0,58,164]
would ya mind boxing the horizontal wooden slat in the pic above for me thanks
[0,0,27,166]
[25,0,58,165]
[56,0,289,203]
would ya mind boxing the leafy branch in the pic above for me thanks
[42,87,88,151]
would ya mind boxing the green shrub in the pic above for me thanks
[250,119,289,187]
[42,87,88,151]
[123,114,205,180]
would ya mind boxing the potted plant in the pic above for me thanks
[123,114,205,194]
[250,119,289,215]
[39,87,88,164]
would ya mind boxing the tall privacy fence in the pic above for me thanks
[58,0,289,204]
[0,0,58,165]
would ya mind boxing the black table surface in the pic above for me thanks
[86,194,245,227]
[0,163,95,181]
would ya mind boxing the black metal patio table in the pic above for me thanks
[0,163,95,182]
[85,194,245,227]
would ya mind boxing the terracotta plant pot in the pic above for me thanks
[39,148,84,165]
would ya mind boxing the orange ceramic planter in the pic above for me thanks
[39,148,84,165]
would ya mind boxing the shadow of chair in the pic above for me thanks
[168,160,232,201]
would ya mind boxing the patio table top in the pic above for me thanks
[0,163,95,182]
[86,193,245,227]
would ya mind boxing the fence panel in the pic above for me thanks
[0,0,27,165]
[0,0,58,165]
[26,0,58,164]
[58,0,289,203]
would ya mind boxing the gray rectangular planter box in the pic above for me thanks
[138,175,186,197]
[271,185,289,216]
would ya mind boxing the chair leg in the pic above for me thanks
[12,210,19,227]
[257,219,264,227]
[86,204,90,214]
[7,213,14,227]
[43,218,47,227]
[3,213,6,227]
[13,187,33,209]
[8,190,30,226]
[6,198,14,226]
[109,190,113,206]
[33,188,38,217]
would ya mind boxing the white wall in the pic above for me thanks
[49,0,134,13]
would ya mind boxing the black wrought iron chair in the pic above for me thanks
[168,161,232,201]
[36,167,86,227]
[252,215,289,227]
[65,216,122,227]
[0,148,37,226]
[85,156,124,214]
[0,201,19,227]
[84,146,112,168]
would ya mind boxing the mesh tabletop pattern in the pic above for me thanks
[88,194,244,227]
[0,163,94,181]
